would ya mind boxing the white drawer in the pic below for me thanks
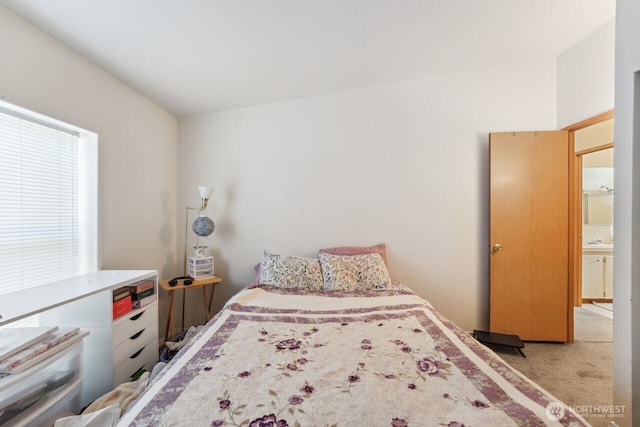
[113,342,158,386]
[112,302,158,347]
[4,377,81,427]
[113,321,158,367]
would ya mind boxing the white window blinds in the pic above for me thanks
[0,109,80,294]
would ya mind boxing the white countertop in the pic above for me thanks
[582,243,613,253]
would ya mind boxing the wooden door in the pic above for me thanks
[489,131,570,342]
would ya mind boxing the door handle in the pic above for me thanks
[493,243,503,252]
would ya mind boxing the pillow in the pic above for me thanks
[319,252,391,292]
[258,252,323,291]
[250,263,261,285]
[319,243,387,265]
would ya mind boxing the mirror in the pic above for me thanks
[583,189,613,224]
[582,149,614,225]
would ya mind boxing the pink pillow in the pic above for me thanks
[319,243,387,265]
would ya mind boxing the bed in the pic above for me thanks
[117,247,589,426]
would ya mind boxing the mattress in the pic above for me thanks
[118,285,588,426]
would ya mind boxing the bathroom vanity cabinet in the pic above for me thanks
[582,248,613,300]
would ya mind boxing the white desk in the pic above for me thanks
[0,270,155,325]
[0,270,158,407]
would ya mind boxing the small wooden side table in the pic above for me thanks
[159,276,223,341]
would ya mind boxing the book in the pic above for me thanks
[128,280,154,294]
[0,328,83,374]
[132,293,157,309]
[0,326,59,362]
[131,288,154,301]
[113,295,132,319]
[113,286,132,302]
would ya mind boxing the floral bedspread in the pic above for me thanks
[119,286,589,427]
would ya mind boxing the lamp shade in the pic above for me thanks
[192,215,215,237]
[198,186,214,199]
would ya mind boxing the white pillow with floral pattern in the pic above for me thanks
[319,252,391,291]
[259,251,323,291]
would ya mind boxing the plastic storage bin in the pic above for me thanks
[187,256,214,278]
[0,341,83,426]
[5,378,81,427]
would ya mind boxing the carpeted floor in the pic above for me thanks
[489,307,615,426]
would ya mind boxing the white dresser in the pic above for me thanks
[111,301,159,386]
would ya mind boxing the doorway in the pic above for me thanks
[563,111,614,313]
[488,113,613,343]
[581,147,614,306]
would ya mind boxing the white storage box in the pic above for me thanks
[0,341,83,426]
[187,256,214,278]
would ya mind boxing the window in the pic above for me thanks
[0,100,98,296]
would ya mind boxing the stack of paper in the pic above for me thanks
[0,327,58,362]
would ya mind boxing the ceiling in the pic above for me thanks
[0,0,615,117]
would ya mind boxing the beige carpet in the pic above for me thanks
[490,307,615,427]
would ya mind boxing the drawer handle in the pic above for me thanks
[129,312,144,321]
[130,346,145,359]
[130,329,145,340]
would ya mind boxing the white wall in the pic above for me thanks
[178,58,557,331]
[556,19,615,128]
[613,0,640,424]
[0,7,178,331]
